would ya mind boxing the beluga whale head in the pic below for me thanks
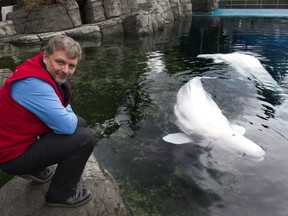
[163,76,266,161]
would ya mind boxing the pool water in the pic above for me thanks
[1,15,288,216]
[88,16,288,216]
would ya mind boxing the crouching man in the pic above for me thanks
[0,35,96,208]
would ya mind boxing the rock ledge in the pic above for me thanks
[0,155,129,216]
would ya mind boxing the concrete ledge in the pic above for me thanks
[0,155,129,216]
[0,24,103,44]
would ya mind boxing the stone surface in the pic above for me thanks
[182,0,193,15]
[0,68,12,87]
[0,23,103,44]
[68,8,82,27]
[2,33,41,44]
[65,24,102,39]
[0,20,16,38]
[122,11,155,35]
[25,15,74,34]
[83,0,106,24]
[103,0,122,19]
[119,0,132,15]
[97,18,124,36]
[0,0,193,42]
[6,0,82,34]
[192,0,215,11]
[0,155,129,216]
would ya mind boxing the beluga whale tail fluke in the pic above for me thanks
[163,76,265,161]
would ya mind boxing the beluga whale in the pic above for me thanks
[197,52,282,93]
[163,77,266,161]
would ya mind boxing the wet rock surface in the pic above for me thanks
[0,155,129,216]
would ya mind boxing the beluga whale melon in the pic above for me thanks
[163,77,266,161]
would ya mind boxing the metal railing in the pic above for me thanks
[219,0,288,9]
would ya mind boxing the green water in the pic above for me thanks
[0,170,13,186]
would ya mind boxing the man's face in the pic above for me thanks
[43,50,78,84]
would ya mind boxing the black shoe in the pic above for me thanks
[18,168,54,184]
[45,188,92,208]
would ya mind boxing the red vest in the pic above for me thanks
[0,52,71,163]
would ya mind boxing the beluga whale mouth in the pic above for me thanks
[163,76,266,161]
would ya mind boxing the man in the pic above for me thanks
[0,35,95,208]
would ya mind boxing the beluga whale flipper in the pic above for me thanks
[163,77,265,161]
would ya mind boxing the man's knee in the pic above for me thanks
[79,128,96,149]
[77,116,87,128]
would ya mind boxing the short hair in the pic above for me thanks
[44,35,82,61]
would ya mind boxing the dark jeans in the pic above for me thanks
[0,117,95,198]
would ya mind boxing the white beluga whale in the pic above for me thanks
[197,52,282,93]
[163,77,266,161]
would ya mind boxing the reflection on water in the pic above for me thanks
[1,15,288,216]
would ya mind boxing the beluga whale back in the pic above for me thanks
[163,77,266,161]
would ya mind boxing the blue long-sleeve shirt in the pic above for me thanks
[11,77,78,134]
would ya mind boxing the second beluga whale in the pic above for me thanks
[163,77,266,161]
[197,52,282,93]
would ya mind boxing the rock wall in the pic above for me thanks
[2,0,192,37]
[192,0,217,11]
[121,0,192,35]
[0,20,16,38]
[7,0,81,34]
[0,68,12,86]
